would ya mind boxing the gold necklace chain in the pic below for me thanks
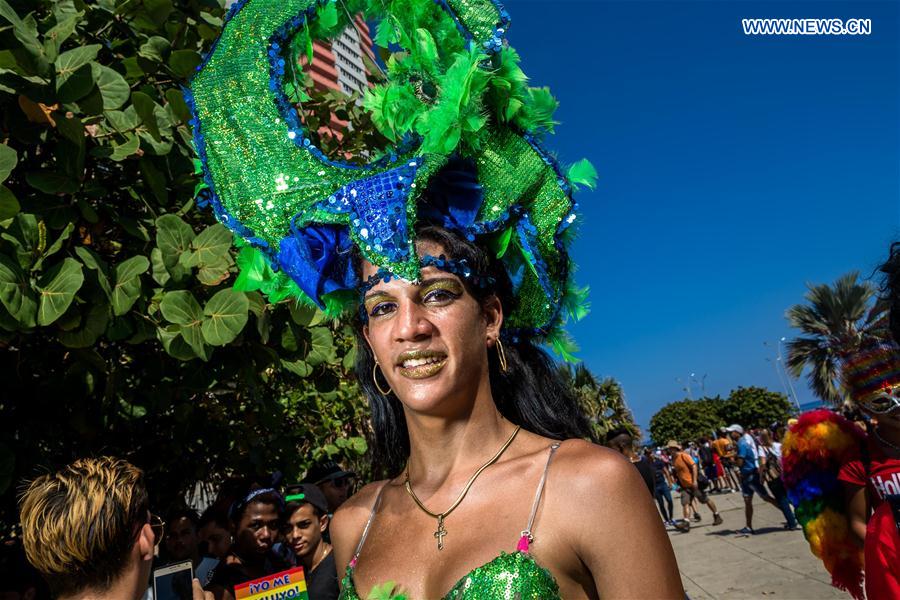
[404,425,521,550]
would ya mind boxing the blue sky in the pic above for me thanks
[502,0,900,432]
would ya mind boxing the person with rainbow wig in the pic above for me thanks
[837,338,900,599]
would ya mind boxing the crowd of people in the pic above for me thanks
[3,457,357,600]
[606,423,798,534]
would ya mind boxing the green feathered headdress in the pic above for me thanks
[186,0,596,355]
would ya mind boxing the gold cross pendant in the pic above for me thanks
[434,515,447,550]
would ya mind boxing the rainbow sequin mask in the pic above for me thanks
[841,337,900,411]
[186,0,596,355]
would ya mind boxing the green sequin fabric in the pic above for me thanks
[339,551,561,599]
[188,0,595,346]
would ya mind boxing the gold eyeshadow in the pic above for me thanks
[363,292,391,315]
[420,278,464,299]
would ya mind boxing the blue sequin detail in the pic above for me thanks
[305,162,420,265]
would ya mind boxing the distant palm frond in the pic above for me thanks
[785,272,887,405]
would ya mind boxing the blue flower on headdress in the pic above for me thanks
[418,158,484,235]
[276,224,356,308]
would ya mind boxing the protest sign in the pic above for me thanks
[234,566,307,600]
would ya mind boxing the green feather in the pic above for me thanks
[369,582,408,600]
[374,16,396,48]
[562,284,590,322]
[317,0,339,30]
[488,226,514,258]
[566,158,598,190]
[416,47,490,155]
[515,86,558,134]
[233,246,305,304]
[415,28,439,68]
[547,328,580,363]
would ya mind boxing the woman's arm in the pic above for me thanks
[562,443,684,598]
[842,482,868,547]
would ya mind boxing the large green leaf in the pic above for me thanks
[0,186,19,220]
[74,246,112,298]
[186,223,232,267]
[58,301,109,348]
[0,0,49,76]
[290,302,327,327]
[186,223,233,285]
[105,106,140,132]
[159,289,202,325]
[0,144,17,182]
[155,214,194,281]
[96,66,130,110]
[160,290,208,357]
[42,13,80,61]
[36,257,84,326]
[150,247,170,286]
[168,49,201,78]
[196,257,232,286]
[111,255,149,315]
[201,288,248,346]
[25,171,79,194]
[157,324,201,361]
[0,253,36,327]
[132,91,161,141]
[55,45,100,101]
[138,36,170,62]
[165,88,191,122]
[110,134,140,161]
[305,326,336,367]
[282,358,312,378]
[138,158,167,204]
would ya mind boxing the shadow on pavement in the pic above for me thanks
[704,526,786,536]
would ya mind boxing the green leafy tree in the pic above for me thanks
[648,397,725,446]
[720,386,792,429]
[785,272,887,406]
[0,0,378,529]
[560,364,636,442]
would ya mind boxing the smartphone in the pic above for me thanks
[153,560,194,600]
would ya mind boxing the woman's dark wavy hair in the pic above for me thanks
[353,224,594,476]
[880,241,900,344]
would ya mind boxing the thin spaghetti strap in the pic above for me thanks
[517,442,562,552]
[349,481,388,568]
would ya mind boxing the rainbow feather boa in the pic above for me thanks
[782,409,867,599]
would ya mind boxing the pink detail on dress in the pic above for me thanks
[517,535,530,552]
[350,556,358,567]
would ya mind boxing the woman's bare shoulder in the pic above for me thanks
[334,480,388,524]
[330,479,389,560]
[548,439,650,504]
[555,438,630,472]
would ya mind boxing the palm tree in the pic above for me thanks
[785,272,887,405]
[560,364,637,441]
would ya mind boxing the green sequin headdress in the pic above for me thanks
[187,0,596,357]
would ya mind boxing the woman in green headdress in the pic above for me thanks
[188,0,683,596]
[330,224,683,599]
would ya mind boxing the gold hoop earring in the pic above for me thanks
[373,363,393,396]
[496,339,508,373]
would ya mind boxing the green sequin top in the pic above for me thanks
[339,550,560,599]
[338,444,562,599]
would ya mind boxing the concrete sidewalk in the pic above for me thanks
[666,488,850,599]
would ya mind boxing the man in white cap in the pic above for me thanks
[726,424,782,534]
